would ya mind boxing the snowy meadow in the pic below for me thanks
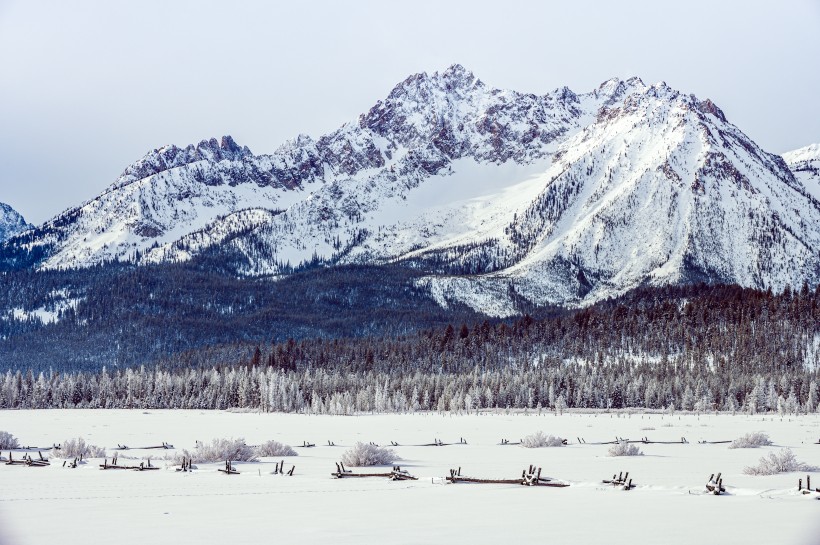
[1,410,819,545]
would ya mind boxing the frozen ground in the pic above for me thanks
[1,410,819,544]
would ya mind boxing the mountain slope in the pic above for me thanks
[0,136,317,269]
[0,202,31,243]
[3,65,819,312]
[783,143,820,202]
[428,82,820,309]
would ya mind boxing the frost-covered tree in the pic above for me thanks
[554,394,567,415]
[681,386,695,411]
[807,380,818,413]
[766,379,778,412]
[785,390,798,415]
[0,430,19,449]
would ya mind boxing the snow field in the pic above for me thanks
[1,410,819,544]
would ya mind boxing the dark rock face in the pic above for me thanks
[696,98,727,122]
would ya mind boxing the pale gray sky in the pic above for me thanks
[1,0,818,224]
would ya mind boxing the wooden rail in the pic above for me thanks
[577,436,688,445]
[5,451,49,467]
[446,465,568,487]
[114,442,173,450]
[706,472,726,495]
[331,463,416,480]
[100,453,158,471]
[798,475,820,495]
[603,471,635,490]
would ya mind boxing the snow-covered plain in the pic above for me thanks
[1,410,819,544]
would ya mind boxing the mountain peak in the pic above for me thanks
[387,64,485,101]
[276,133,316,153]
[220,135,243,153]
[438,63,479,84]
[593,76,647,104]
[0,202,31,243]
[194,135,251,158]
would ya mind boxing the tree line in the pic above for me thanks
[1,357,815,414]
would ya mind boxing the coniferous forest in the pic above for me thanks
[1,267,818,413]
[0,264,489,371]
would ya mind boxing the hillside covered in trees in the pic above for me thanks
[3,283,818,413]
[0,263,493,371]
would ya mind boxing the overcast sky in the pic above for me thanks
[1,0,818,224]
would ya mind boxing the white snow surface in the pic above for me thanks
[783,143,820,165]
[10,307,58,324]
[1,410,819,545]
[5,290,80,324]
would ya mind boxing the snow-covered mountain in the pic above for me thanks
[3,65,820,312]
[0,202,30,242]
[783,143,820,202]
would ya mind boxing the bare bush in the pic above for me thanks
[520,431,565,448]
[254,440,297,458]
[340,442,398,467]
[607,441,643,457]
[181,438,257,463]
[0,431,19,450]
[728,432,772,449]
[56,437,106,458]
[743,448,818,476]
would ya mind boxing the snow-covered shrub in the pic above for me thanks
[57,437,106,458]
[607,441,643,457]
[254,440,297,458]
[340,442,398,467]
[743,448,818,476]
[183,438,257,463]
[520,431,565,448]
[0,431,19,449]
[728,432,772,449]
